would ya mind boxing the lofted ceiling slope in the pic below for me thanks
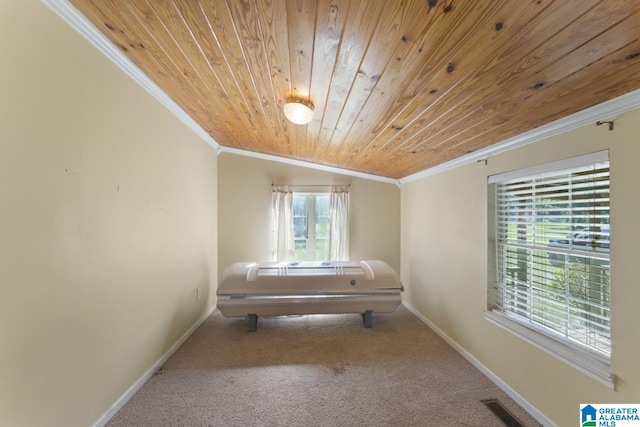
[69,0,640,179]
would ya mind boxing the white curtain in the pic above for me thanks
[328,185,349,261]
[271,185,294,261]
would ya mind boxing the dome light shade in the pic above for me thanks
[283,97,314,125]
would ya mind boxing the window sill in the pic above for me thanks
[484,310,615,390]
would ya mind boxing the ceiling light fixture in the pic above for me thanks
[283,97,314,125]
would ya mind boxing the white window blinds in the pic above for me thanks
[489,151,611,359]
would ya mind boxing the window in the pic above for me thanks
[272,185,349,262]
[293,193,330,261]
[486,151,613,387]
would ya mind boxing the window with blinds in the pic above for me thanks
[488,151,611,368]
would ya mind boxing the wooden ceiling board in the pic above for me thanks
[365,1,640,176]
[124,1,241,130]
[320,0,422,163]
[254,0,295,157]
[389,2,607,157]
[94,0,251,146]
[304,0,348,158]
[175,1,268,143]
[346,1,519,170]
[355,0,601,167]
[315,0,386,161]
[196,0,281,148]
[359,0,600,173]
[386,41,640,177]
[226,0,286,144]
[285,0,317,158]
[328,1,454,164]
[69,0,640,179]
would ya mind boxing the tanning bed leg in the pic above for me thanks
[248,314,258,332]
[362,310,373,328]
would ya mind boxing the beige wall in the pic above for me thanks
[218,152,401,274]
[0,2,217,426]
[401,109,640,426]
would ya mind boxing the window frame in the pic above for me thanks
[485,150,615,389]
[292,193,330,261]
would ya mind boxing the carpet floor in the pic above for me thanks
[107,305,542,427]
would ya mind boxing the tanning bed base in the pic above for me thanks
[216,260,403,332]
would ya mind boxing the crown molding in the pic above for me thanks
[41,0,221,152]
[399,88,640,184]
[219,147,398,184]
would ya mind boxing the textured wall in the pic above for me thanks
[401,108,640,426]
[0,2,218,425]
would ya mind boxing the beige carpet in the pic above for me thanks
[107,305,542,427]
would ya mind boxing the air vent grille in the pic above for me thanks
[481,399,524,427]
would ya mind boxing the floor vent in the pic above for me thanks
[481,399,524,427]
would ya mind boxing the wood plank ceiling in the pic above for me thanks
[70,0,640,179]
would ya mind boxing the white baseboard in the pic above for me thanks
[93,305,217,427]
[401,301,556,427]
